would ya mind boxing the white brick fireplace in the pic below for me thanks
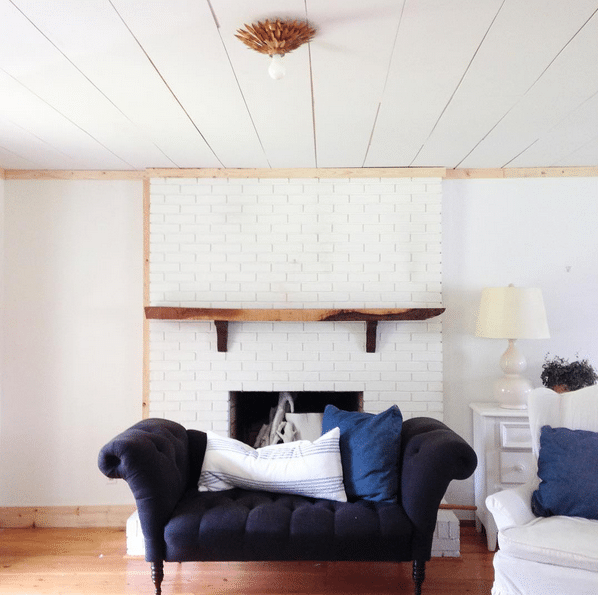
[147,175,444,433]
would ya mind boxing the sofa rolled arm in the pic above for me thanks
[400,417,477,559]
[98,418,190,562]
[486,479,538,531]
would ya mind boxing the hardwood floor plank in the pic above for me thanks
[0,526,494,594]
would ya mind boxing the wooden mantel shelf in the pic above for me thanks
[145,307,445,353]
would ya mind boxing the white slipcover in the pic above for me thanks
[486,385,598,595]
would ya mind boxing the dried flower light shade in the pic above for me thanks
[235,19,316,79]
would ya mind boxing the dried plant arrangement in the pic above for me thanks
[541,354,598,393]
[235,19,316,56]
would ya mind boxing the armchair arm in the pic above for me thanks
[98,418,191,562]
[486,479,538,531]
[400,417,477,559]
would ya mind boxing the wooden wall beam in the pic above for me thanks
[147,167,446,179]
[142,178,150,419]
[4,170,145,180]
[3,166,598,180]
[445,167,598,179]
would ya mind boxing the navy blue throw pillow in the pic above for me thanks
[531,425,598,520]
[321,404,402,503]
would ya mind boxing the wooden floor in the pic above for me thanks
[0,525,494,594]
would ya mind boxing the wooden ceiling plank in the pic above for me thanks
[364,0,505,167]
[412,0,598,168]
[507,91,598,167]
[0,115,82,170]
[110,0,268,168]
[0,70,131,170]
[10,0,220,169]
[212,0,317,168]
[461,12,598,168]
[305,0,405,167]
[558,139,598,167]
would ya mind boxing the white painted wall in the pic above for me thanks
[1,175,597,510]
[0,180,143,506]
[442,176,598,510]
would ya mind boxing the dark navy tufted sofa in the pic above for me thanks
[98,417,476,595]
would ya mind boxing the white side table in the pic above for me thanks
[470,403,535,550]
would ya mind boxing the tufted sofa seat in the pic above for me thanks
[164,489,413,562]
[99,417,476,595]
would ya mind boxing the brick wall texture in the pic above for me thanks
[148,176,443,433]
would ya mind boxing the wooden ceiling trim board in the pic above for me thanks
[413,0,598,169]
[4,170,145,180]
[459,8,598,169]
[146,167,446,179]
[445,167,598,179]
[4,166,598,180]
[503,167,598,179]
[363,0,506,167]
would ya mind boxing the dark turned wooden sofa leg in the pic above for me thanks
[413,560,426,595]
[151,561,164,595]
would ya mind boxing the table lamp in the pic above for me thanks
[476,285,550,409]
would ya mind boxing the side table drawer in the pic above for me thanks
[500,451,535,484]
[500,421,532,449]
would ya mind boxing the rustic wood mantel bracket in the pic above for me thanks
[145,307,445,353]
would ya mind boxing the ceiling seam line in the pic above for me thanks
[108,0,224,168]
[362,0,407,167]
[6,112,79,161]
[456,6,598,169]
[213,27,271,168]
[553,130,598,167]
[307,39,318,168]
[502,140,540,168]
[0,143,38,167]
[8,0,176,169]
[528,7,598,93]
[409,0,508,166]
[304,1,318,168]
[0,66,134,169]
[205,0,220,29]
[362,104,382,168]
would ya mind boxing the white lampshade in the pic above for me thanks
[476,286,550,340]
[476,285,550,409]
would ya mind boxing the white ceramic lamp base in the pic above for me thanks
[494,339,533,409]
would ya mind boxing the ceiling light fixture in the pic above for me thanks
[235,19,316,80]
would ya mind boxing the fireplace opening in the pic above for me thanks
[230,391,363,446]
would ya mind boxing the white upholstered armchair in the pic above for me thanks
[486,385,598,595]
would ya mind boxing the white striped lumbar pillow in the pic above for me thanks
[198,427,347,502]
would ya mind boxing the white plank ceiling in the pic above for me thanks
[0,0,597,171]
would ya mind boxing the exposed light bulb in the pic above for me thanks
[268,54,286,80]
